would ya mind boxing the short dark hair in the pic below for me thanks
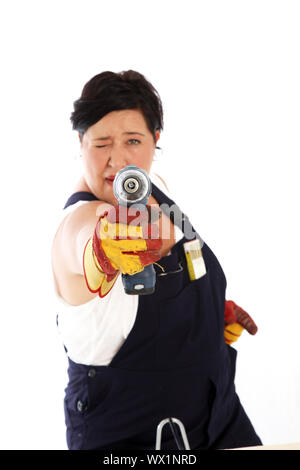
[70,70,163,142]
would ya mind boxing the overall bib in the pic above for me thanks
[61,182,261,450]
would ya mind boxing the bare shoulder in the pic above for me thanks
[51,199,112,303]
[59,200,110,236]
[72,175,91,192]
[52,199,112,273]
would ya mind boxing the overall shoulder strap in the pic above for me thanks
[151,183,203,247]
[63,191,99,209]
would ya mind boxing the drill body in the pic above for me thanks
[113,165,157,295]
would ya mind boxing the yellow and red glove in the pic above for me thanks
[224,300,258,345]
[83,205,162,298]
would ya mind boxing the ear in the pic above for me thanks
[155,130,160,144]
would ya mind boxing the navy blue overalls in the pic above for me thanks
[61,182,262,450]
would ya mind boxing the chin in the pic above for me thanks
[100,188,116,205]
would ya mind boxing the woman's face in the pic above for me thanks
[80,109,160,204]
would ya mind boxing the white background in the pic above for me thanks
[0,0,299,450]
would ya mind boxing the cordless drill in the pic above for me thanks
[113,165,157,295]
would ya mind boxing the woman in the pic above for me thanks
[52,70,262,450]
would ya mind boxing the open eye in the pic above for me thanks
[128,139,141,145]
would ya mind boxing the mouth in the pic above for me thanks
[105,175,116,185]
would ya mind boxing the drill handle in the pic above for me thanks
[121,265,156,295]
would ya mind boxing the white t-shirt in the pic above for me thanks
[54,173,183,366]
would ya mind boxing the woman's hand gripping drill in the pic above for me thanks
[83,204,162,297]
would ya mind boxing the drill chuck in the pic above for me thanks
[113,166,151,206]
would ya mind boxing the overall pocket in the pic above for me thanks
[64,388,88,450]
[156,268,222,367]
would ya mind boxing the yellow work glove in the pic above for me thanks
[224,300,258,345]
[83,204,162,297]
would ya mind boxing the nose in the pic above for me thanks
[107,144,128,170]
